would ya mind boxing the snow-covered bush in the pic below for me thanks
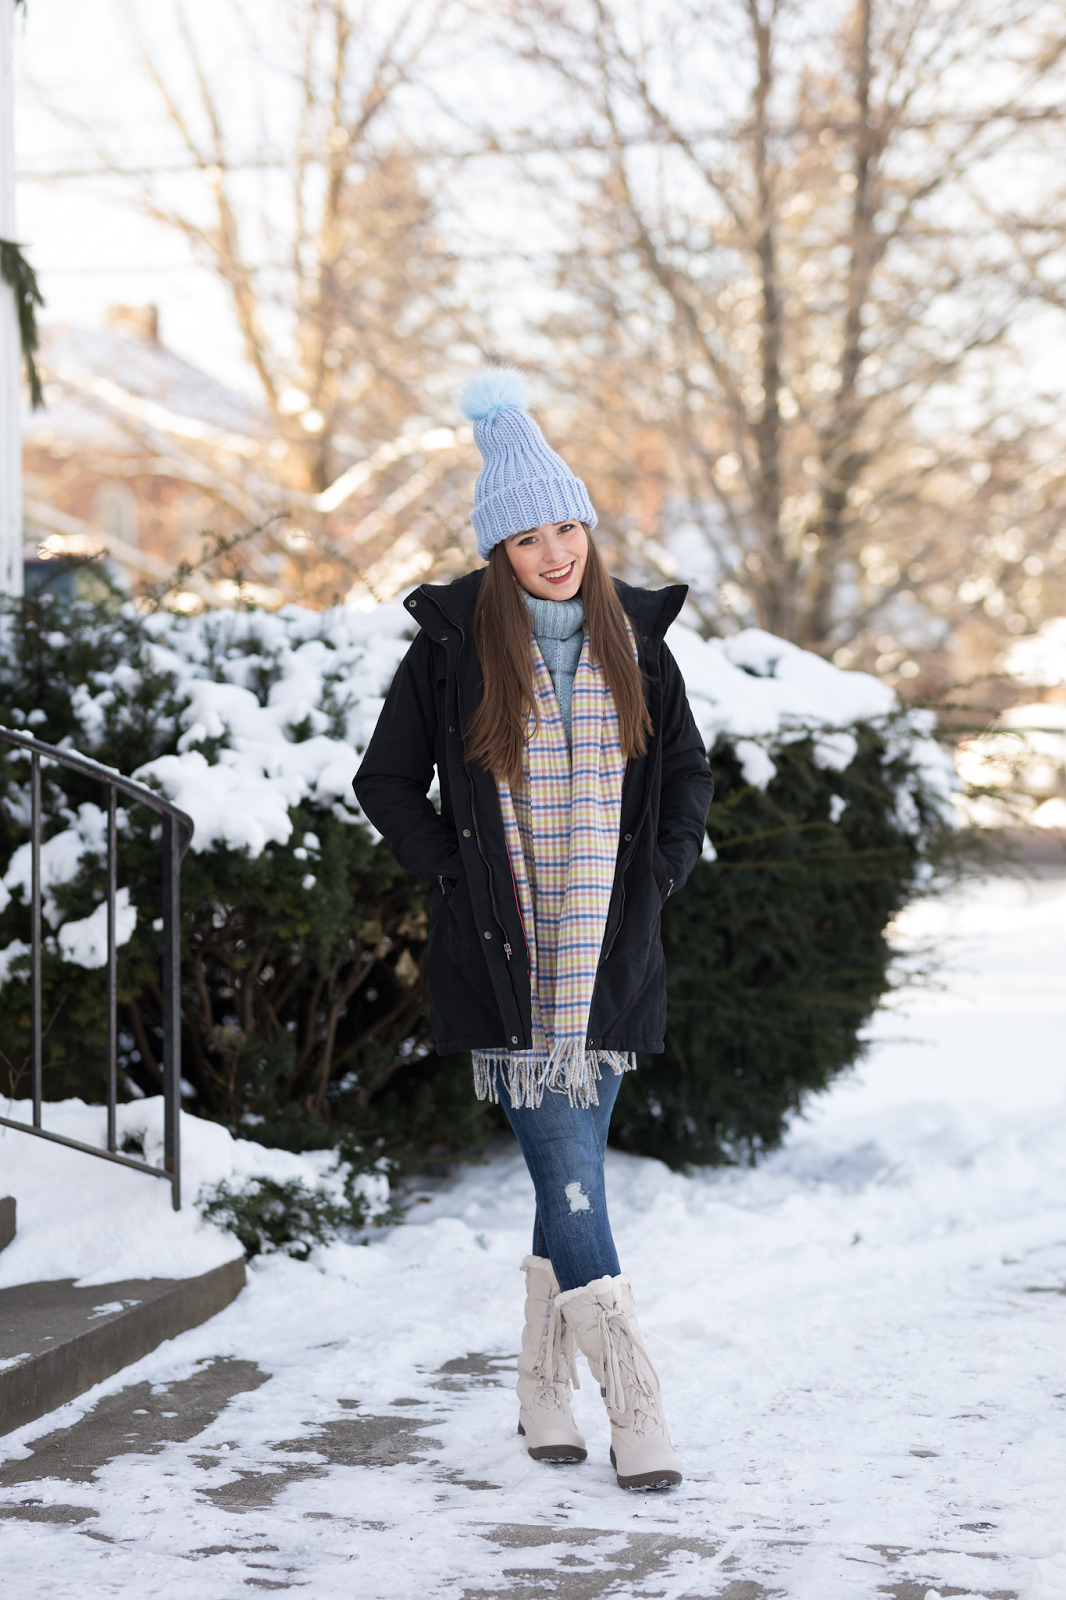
[0,587,467,1168]
[0,584,957,1168]
[607,627,958,1167]
[198,1170,394,1260]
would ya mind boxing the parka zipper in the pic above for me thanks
[507,858,528,962]
[603,881,626,960]
[602,760,633,961]
[467,771,512,960]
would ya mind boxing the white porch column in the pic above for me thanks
[0,0,23,598]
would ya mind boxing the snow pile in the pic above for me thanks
[0,1096,390,1290]
[0,802,115,920]
[76,601,416,857]
[57,885,137,967]
[0,803,139,981]
[669,623,951,809]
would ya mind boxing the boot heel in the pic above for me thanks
[528,1436,588,1463]
[524,1408,587,1461]
[610,1444,682,1490]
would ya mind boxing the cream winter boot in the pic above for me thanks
[554,1273,682,1490]
[516,1256,587,1463]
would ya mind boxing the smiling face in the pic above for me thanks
[502,519,589,601]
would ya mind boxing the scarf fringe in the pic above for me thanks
[472,1043,636,1111]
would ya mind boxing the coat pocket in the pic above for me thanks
[651,845,674,906]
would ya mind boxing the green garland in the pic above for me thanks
[0,238,44,408]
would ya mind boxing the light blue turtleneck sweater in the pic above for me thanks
[523,591,585,749]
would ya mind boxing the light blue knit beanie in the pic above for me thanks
[459,367,597,559]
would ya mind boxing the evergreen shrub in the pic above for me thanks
[198,1171,390,1260]
[613,725,954,1167]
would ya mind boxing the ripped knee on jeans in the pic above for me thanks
[564,1180,591,1214]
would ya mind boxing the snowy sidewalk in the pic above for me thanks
[2,873,1065,1599]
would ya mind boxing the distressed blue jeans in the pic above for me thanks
[500,1069,623,1293]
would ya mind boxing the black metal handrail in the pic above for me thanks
[0,728,193,1209]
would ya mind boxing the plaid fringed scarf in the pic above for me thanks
[473,626,637,1110]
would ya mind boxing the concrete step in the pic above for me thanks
[0,1256,246,1435]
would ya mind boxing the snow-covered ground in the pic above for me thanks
[2,872,1065,1598]
[832,867,1066,1113]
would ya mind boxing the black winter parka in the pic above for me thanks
[353,571,714,1058]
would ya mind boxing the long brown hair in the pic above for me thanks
[464,527,652,787]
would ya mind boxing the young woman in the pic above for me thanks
[354,369,713,1491]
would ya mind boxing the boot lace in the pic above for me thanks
[535,1301,580,1409]
[594,1305,659,1436]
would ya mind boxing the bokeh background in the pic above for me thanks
[8,0,1066,721]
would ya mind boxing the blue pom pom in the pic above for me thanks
[459,365,529,422]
